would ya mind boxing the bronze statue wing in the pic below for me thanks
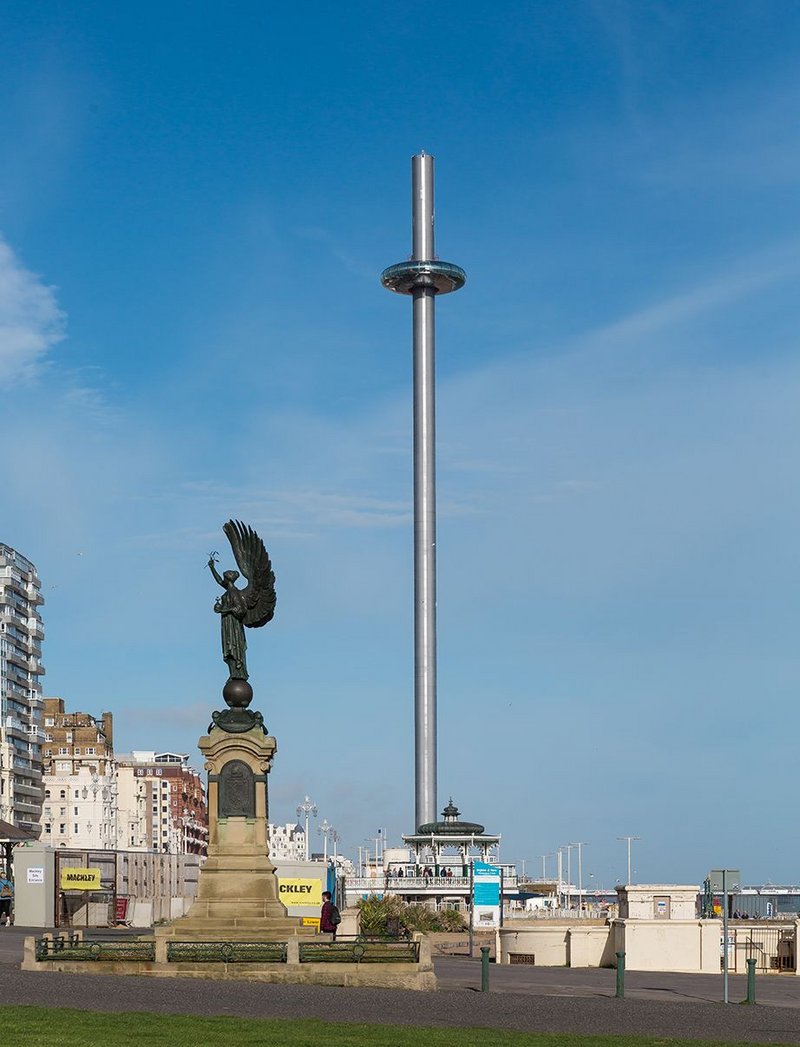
[223,519,276,628]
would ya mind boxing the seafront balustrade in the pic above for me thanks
[349,871,518,893]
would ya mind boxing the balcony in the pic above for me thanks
[5,648,29,672]
[0,590,27,611]
[14,781,43,799]
[0,607,28,629]
[13,798,41,813]
[4,717,29,742]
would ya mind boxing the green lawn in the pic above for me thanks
[0,1007,790,1047]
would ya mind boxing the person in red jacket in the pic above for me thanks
[320,891,341,938]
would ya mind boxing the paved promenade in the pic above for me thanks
[1,928,800,1043]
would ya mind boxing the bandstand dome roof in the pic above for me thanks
[416,799,485,836]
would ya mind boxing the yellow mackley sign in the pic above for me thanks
[278,878,321,908]
[60,867,102,891]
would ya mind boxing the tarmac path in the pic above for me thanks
[0,928,799,1043]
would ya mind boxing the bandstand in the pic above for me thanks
[345,801,517,912]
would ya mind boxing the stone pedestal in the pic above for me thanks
[158,724,313,941]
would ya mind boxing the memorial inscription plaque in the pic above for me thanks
[218,759,255,818]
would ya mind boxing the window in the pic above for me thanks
[44,733,53,742]
[65,732,73,743]
[44,789,50,799]
[74,824,78,834]
[162,818,168,824]
[59,790,66,799]
[59,807,66,816]
[44,717,54,727]
[73,748,80,755]
[162,805,167,813]
[59,824,65,834]
[44,749,51,756]
[85,747,95,755]
[74,790,79,799]
[44,823,51,833]
[58,748,68,756]
[74,807,78,816]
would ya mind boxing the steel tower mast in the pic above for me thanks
[381,154,466,830]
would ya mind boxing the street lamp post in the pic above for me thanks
[565,844,574,909]
[319,819,332,864]
[296,795,318,861]
[617,836,640,885]
[571,842,588,916]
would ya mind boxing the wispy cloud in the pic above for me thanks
[0,236,65,384]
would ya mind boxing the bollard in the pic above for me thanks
[481,946,491,992]
[615,951,625,998]
[745,958,756,1005]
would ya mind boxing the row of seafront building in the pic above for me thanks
[0,543,45,835]
[0,542,208,859]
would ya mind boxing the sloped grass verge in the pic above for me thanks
[0,1006,789,1047]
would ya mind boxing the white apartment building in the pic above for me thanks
[268,822,306,861]
[41,698,116,849]
[42,764,117,849]
[0,543,45,834]
[115,751,207,857]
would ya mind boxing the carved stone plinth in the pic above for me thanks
[159,724,313,941]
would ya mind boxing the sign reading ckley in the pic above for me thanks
[279,879,322,908]
[60,867,102,891]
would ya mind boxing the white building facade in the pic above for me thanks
[0,543,45,834]
[42,764,117,850]
[115,751,207,857]
[268,822,306,861]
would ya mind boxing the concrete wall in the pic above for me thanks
[613,918,720,973]
[568,926,617,968]
[618,884,699,921]
[498,917,724,973]
[498,924,570,965]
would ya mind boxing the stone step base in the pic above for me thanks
[157,918,316,939]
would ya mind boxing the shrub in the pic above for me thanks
[355,895,467,934]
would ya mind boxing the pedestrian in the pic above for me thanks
[320,890,341,939]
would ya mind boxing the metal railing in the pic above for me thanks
[349,876,472,891]
[506,907,605,920]
[299,939,420,964]
[727,925,796,973]
[167,941,288,963]
[35,936,155,962]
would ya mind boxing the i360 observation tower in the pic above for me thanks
[381,153,466,832]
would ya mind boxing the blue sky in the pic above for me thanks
[3,1,800,888]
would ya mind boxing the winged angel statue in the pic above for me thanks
[207,520,276,682]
